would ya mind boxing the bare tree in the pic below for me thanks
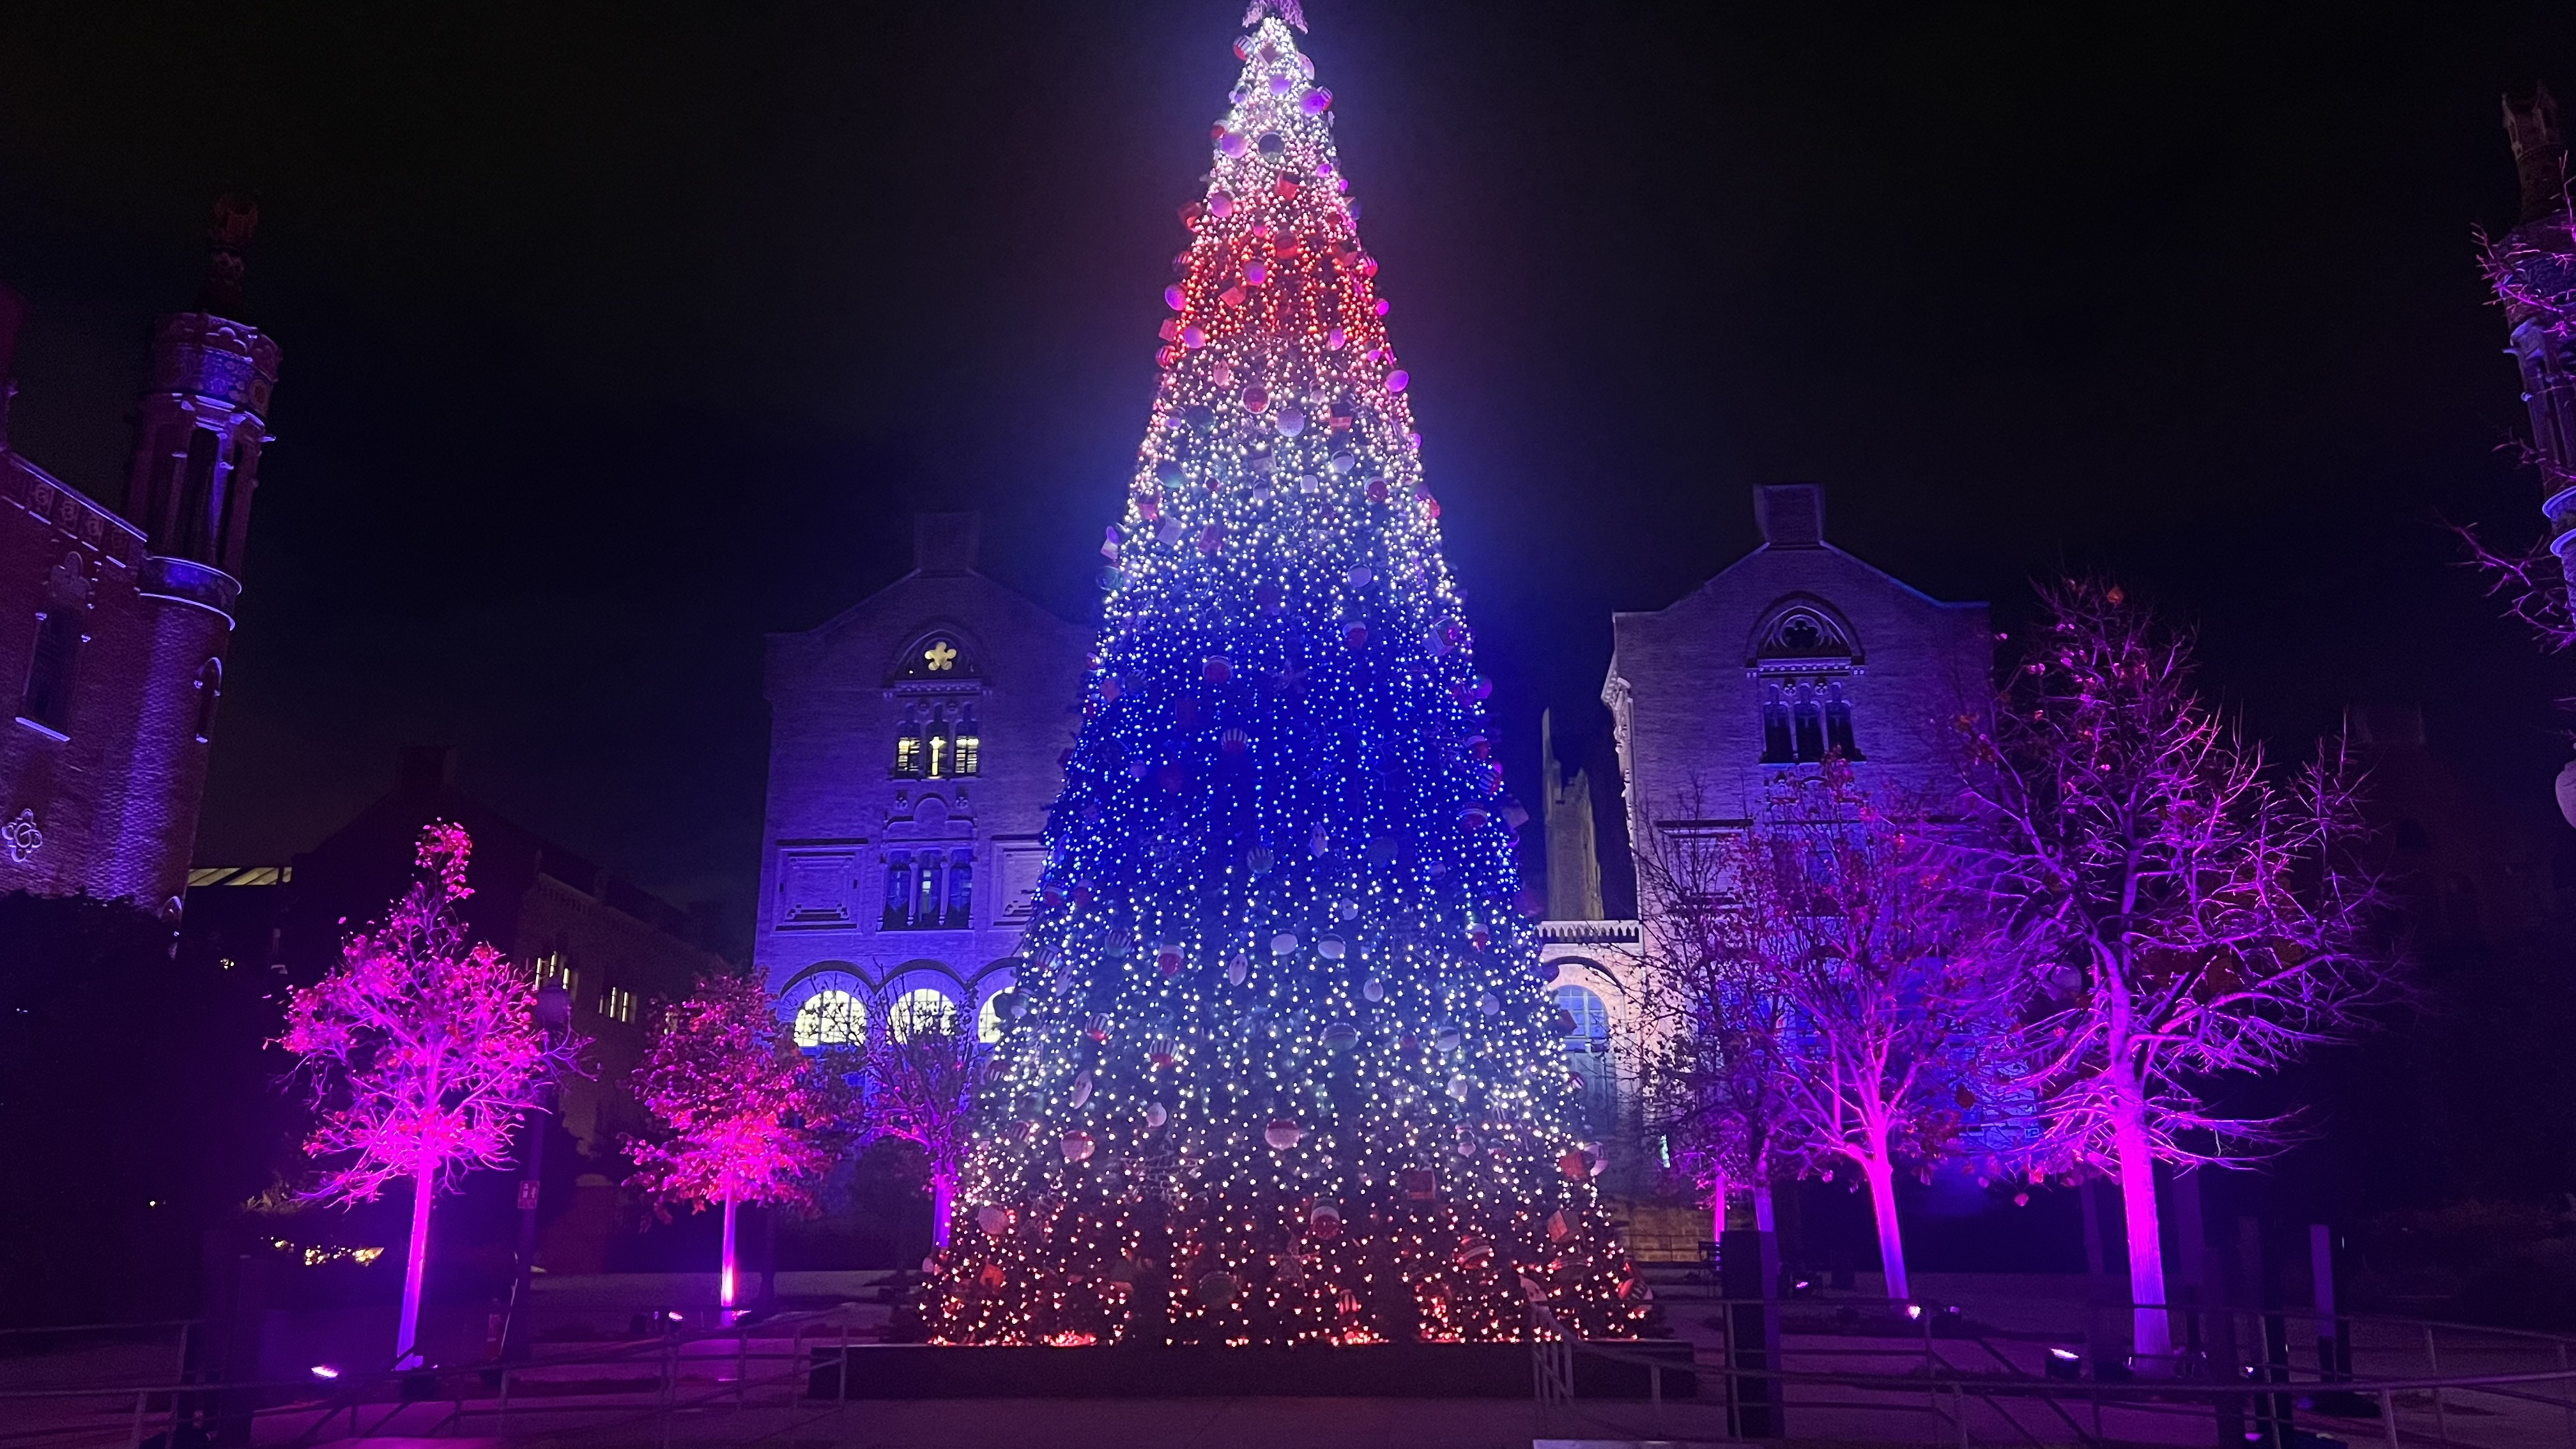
[1718,763,2022,1300]
[1632,785,1793,1249]
[1963,579,2397,1366]
[1636,767,2021,1300]
[863,990,981,1250]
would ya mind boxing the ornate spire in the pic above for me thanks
[200,192,259,317]
[1243,0,1307,32]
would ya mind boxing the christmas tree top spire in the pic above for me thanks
[1244,0,1308,33]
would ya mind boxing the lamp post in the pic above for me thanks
[500,981,571,1363]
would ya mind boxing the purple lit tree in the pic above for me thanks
[1963,579,2396,1366]
[281,823,578,1368]
[1637,768,2021,1300]
[859,992,981,1251]
[627,974,832,1314]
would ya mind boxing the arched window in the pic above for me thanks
[926,705,951,778]
[1791,686,1827,762]
[889,987,960,1042]
[1551,984,1617,1138]
[1553,985,1611,1050]
[953,706,981,777]
[894,707,924,777]
[1823,682,1861,760]
[976,992,1008,1044]
[944,854,974,928]
[883,855,914,929]
[1759,685,1795,763]
[793,988,868,1048]
[20,554,90,735]
[192,657,224,743]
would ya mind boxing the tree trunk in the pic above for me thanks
[2112,1104,2174,1367]
[931,1171,958,1249]
[395,1174,434,1368]
[719,1196,739,1313]
[1708,1166,1728,1245]
[1860,1156,1910,1301]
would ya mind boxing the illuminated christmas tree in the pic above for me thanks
[923,2,1650,1347]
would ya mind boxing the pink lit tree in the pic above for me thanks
[281,823,578,1368]
[859,992,982,1250]
[1963,579,2396,1367]
[627,974,833,1313]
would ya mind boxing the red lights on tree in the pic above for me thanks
[627,975,833,1314]
[281,823,578,1368]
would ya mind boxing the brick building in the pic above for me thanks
[0,201,279,915]
[1528,485,1993,1253]
[755,512,1089,1044]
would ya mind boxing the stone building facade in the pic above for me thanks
[755,512,1090,1046]
[1526,485,1993,1255]
[0,201,280,914]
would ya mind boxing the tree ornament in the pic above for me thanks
[1321,1020,1358,1052]
[1062,1130,1096,1162]
[1070,1070,1094,1107]
[1264,1117,1305,1149]
[1558,1149,1590,1181]
[977,1205,1012,1238]
[1269,930,1301,956]
[1146,1101,1169,1130]
[1195,1271,1237,1307]
[1317,934,1346,960]
[1402,1168,1438,1201]
[1227,953,1251,985]
[1361,976,1384,1002]
[1308,1204,1342,1238]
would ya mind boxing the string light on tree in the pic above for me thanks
[921,4,1650,1348]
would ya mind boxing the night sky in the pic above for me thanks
[3,2,2573,940]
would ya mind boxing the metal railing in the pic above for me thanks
[0,1307,868,1449]
[1533,1291,2576,1449]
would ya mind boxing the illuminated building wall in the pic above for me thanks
[0,201,279,916]
[755,511,1089,1043]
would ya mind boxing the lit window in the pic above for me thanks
[600,986,638,1024]
[532,952,578,1004]
[953,707,980,776]
[894,733,923,777]
[926,729,949,778]
[793,988,867,1048]
[889,987,960,1042]
[1552,985,1611,1050]
[976,992,1007,1044]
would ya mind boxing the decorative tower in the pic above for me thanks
[111,197,282,908]
[2494,88,2576,587]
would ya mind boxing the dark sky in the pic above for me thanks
[3,2,2572,937]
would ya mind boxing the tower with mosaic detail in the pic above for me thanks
[921,3,1652,1347]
